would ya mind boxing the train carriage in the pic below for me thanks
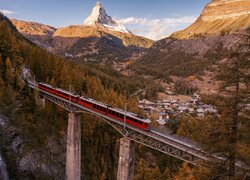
[107,107,150,130]
[54,88,79,103]
[91,101,108,115]
[37,82,151,131]
[78,97,93,108]
[38,82,55,93]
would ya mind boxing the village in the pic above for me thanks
[138,93,218,126]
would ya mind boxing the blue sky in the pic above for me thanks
[0,0,211,40]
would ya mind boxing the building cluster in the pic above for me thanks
[138,93,218,126]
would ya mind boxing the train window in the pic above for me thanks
[135,119,138,123]
[139,121,143,125]
[93,104,96,108]
[120,114,124,119]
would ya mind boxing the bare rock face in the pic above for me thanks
[83,1,130,34]
[0,153,8,180]
[201,0,250,22]
[172,0,250,38]
[0,115,66,179]
[0,116,9,180]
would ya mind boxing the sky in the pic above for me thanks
[0,0,211,40]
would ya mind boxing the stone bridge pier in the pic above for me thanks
[117,137,135,180]
[65,113,81,180]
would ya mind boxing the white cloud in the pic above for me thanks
[0,10,18,16]
[117,16,197,40]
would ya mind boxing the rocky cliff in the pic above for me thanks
[0,115,66,179]
[172,0,250,38]
[83,1,130,34]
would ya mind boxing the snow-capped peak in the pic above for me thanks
[83,1,131,34]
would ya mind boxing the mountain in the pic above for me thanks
[11,19,56,49]
[83,1,130,34]
[172,0,250,38]
[11,2,153,62]
[131,0,250,81]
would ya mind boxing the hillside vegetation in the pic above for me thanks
[131,31,249,79]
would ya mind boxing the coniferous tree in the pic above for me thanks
[216,50,250,177]
[5,57,15,86]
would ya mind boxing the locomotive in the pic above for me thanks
[38,82,151,131]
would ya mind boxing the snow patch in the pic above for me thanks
[83,2,131,34]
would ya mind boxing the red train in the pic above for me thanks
[38,83,151,131]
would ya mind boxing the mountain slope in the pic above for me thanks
[11,19,56,49]
[132,0,250,79]
[11,2,154,62]
[172,0,250,38]
[132,32,249,78]
[52,25,153,61]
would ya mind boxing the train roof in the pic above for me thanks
[108,106,151,123]
[80,96,108,107]
[55,88,79,97]
[39,82,54,88]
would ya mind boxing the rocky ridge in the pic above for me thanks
[83,1,130,34]
[11,19,56,50]
[172,0,250,38]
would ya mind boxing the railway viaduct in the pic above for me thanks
[22,69,248,180]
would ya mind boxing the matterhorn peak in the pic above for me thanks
[83,1,131,34]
